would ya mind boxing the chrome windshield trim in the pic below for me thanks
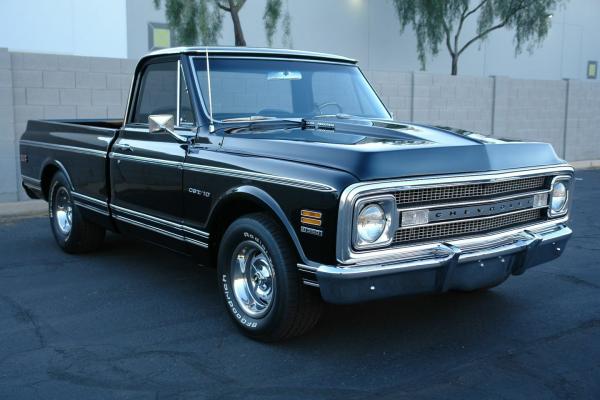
[183,164,336,192]
[336,164,574,264]
[20,140,107,158]
[109,152,183,168]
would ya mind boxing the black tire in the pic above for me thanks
[217,213,322,341]
[48,171,105,253]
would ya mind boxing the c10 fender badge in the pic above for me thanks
[188,187,211,198]
[301,226,323,237]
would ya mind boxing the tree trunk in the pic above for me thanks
[230,8,246,46]
[451,54,459,75]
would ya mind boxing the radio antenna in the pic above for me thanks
[205,47,215,133]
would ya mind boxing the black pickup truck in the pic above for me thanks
[19,47,573,341]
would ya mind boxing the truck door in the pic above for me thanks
[109,57,195,251]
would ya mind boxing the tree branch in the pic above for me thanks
[458,21,506,56]
[457,0,529,56]
[463,0,489,21]
[442,20,454,57]
[216,1,231,12]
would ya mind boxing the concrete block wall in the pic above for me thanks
[370,69,599,162]
[0,49,17,202]
[565,81,600,161]
[0,48,598,202]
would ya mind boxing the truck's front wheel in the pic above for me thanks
[49,171,105,253]
[217,213,322,341]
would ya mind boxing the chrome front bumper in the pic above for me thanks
[312,223,572,304]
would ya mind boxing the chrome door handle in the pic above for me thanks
[114,143,134,152]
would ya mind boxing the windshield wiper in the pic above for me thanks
[220,115,281,123]
[314,113,359,120]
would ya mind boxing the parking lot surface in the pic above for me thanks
[0,170,599,399]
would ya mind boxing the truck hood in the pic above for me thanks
[219,119,564,181]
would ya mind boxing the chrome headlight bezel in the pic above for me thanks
[548,175,571,217]
[352,195,398,250]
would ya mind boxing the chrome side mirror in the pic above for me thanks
[148,114,187,142]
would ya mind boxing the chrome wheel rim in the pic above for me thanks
[230,240,275,318]
[55,187,73,235]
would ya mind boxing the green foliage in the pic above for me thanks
[264,0,282,47]
[390,0,567,74]
[154,0,223,45]
[155,0,292,47]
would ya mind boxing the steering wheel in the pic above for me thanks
[316,101,343,115]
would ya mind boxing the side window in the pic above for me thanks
[179,66,196,126]
[131,61,177,124]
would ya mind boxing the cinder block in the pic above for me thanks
[77,105,107,118]
[0,106,15,139]
[13,105,44,123]
[0,48,10,70]
[75,72,106,89]
[90,57,121,74]
[44,105,77,119]
[12,70,43,88]
[0,87,12,106]
[121,59,137,74]
[107,105,124,118]
[121,89,130,105]
[12,88,25,105]
[60,88,91,106]
[43,70,75,88]
[26,88,59,105]
[92,89,121,106]
[106,74,131,90]
[20,52,58,70]
[0,70,11,88]
[58,55,90,71]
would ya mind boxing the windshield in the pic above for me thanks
[193,57,391,121]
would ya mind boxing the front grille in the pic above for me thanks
[394,208,544,244]
[395,176,546,206]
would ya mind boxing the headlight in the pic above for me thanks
[549,177,571,217]
[352,195,398,249]
[357,204,386,243]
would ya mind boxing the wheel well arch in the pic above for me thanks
[206,186,309,266]
[40,160,73,200]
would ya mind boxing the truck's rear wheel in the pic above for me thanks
[49,171,105,253]
[217,213,322,341]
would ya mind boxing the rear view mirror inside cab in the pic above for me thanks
[267,71,302,80]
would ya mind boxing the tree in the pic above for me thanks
[154,0,291,47]
[390,0,567,75]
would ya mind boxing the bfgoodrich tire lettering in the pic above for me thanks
[49,171,105,253]
[218,213,322,341]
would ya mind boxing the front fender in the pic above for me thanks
[207,185,311,265]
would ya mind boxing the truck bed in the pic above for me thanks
[19,119,121,229]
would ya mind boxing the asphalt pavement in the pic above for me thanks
[0,170,599,399]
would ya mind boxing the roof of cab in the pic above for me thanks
[143,46,357,64]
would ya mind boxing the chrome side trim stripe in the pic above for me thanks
[113,214,208,248]
[110,153,334,192]
[110,204,209,239]
[113,214,185,240]
[20,140,107,158]
[183,164,336,192]
[185,237,209,249]
[71,192,108,207]
[109,152,182,168]
[74,201,109,216]
[22,175,41,185]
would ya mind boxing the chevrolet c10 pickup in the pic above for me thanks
[19,47,574,341]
